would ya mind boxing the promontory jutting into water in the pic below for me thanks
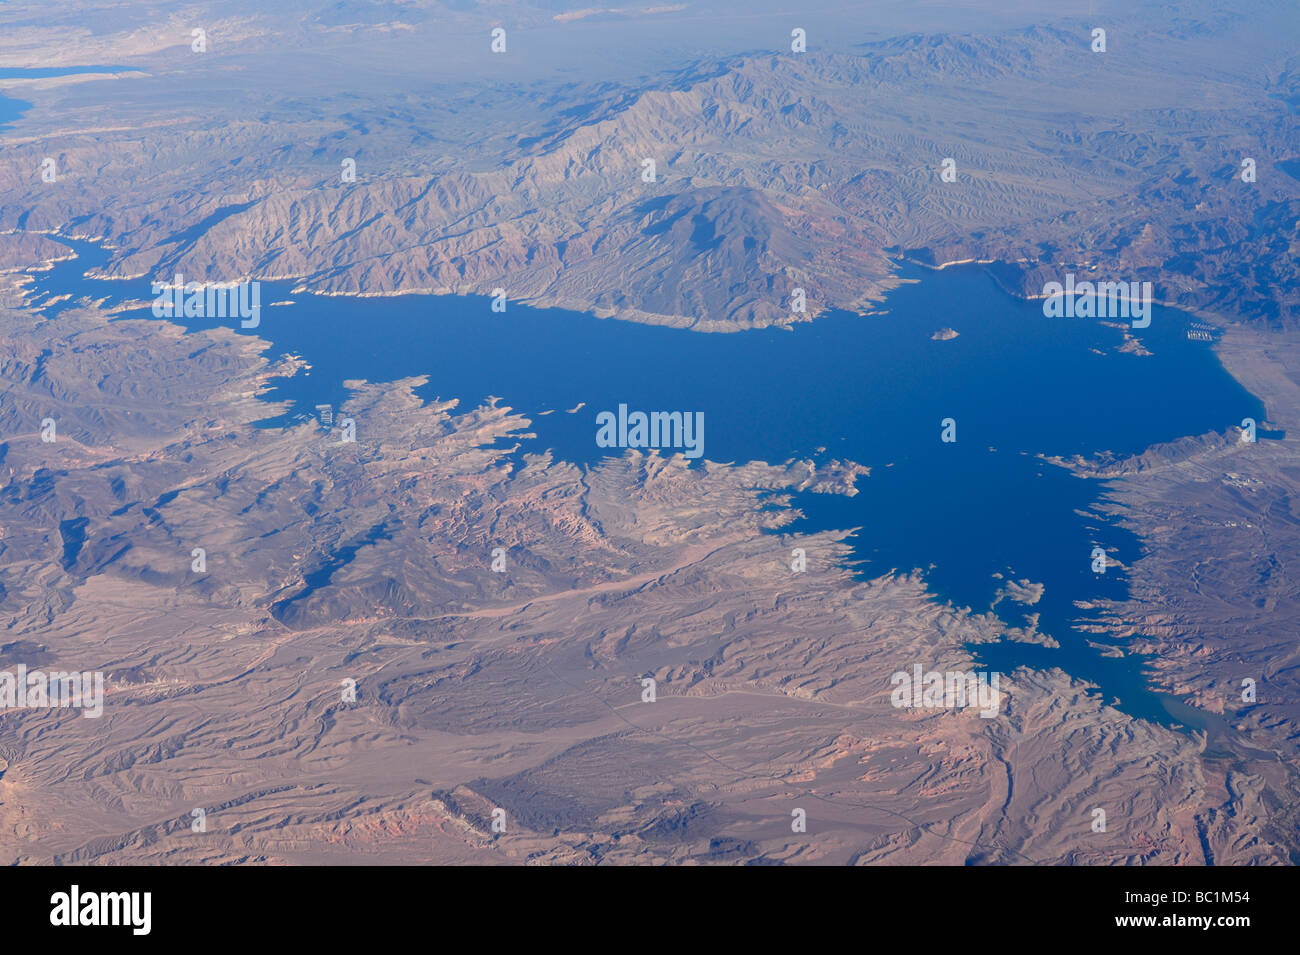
[34,241,1267,728]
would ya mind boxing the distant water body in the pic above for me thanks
[0,66,129,131]
[29,240,1271,730]
[0,91,28,132]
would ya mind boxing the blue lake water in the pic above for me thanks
[0,67,130,79]
[27,240,1272,731]
[0,92,27,132]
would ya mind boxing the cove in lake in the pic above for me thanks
[0,92,28,133]
[30,241,1271,731]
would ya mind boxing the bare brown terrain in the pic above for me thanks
[0,1,1296,328]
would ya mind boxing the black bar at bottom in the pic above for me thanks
[1,863,1279,943]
